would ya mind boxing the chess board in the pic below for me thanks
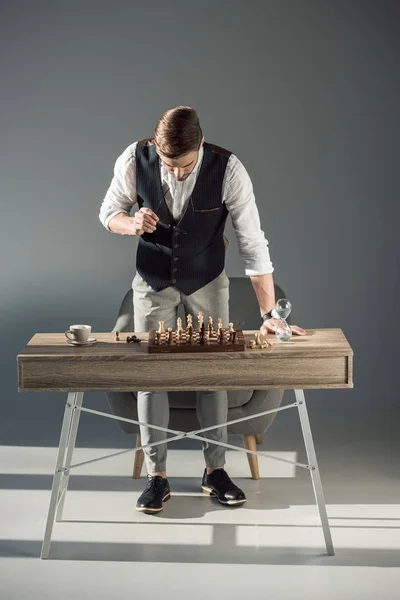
[147,328,245,353]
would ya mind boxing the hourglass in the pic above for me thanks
[274,298,292,341]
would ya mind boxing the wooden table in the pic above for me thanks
[17,328,353,559]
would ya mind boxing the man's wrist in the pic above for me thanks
[261,308,280,322]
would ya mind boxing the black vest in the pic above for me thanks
[135,139,231,295]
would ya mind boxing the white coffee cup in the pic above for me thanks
[65,324,91,343]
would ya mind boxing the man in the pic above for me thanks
[99,106,307,514]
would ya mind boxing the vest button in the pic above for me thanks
[174,244,180,248]
[174,232,179,237]
[173,268,179,272]
[173,257,179,261]
[172,279,177,284]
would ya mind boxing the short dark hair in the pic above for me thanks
[154,106,203,159]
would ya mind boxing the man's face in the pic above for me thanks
[157,137,204,181]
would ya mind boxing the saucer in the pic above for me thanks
[66,337,97,346]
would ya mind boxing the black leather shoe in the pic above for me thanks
[136,474,171,513]
[201,468,247,506]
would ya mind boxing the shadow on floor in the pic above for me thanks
[1,535,399,567]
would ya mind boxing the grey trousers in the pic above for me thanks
[132,270,230,473]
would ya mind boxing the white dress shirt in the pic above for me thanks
[99,142,274,276]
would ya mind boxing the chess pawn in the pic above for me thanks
[229,322,234,332]
[167,327,173,344]
[158,320,165,334]
[217,318,223,330]
[187,314,193,330]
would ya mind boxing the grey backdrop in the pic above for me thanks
[0,0,399,447]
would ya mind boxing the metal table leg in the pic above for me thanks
[41,392,81,559]
[39,388,335,558]
[55,392,84,522]
[295,389,335,556]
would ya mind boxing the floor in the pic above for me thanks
[1,405,399,599]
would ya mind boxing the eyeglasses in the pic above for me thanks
[157,221,187,235]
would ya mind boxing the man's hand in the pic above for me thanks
[260,318,307,336]
[132,207,159,236]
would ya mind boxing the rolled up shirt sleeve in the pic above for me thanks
[223,155,274,276]
[99,142,138,231]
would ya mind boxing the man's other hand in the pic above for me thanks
[260,318,307,336]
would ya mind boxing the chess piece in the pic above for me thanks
[176,318,182,343]
[208,316,213,337]
[229,322,234,332]
[217,318,223,340]
[232,331,237,343]
[200,322,205,345]
[197,311,203,332]
[158,320,165,334]
[126,335,142,344]
[115,331,120,341]
[248,340,256,348]
[167,328,173,344]
[156,331,161,344]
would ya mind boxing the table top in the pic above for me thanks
[17,328,353,392]
[18,328,353,361]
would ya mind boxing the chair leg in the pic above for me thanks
[255,434,263,445]
[242,434,260,480]
[133,434,144,479]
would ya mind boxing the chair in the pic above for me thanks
[105,276,290,480]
